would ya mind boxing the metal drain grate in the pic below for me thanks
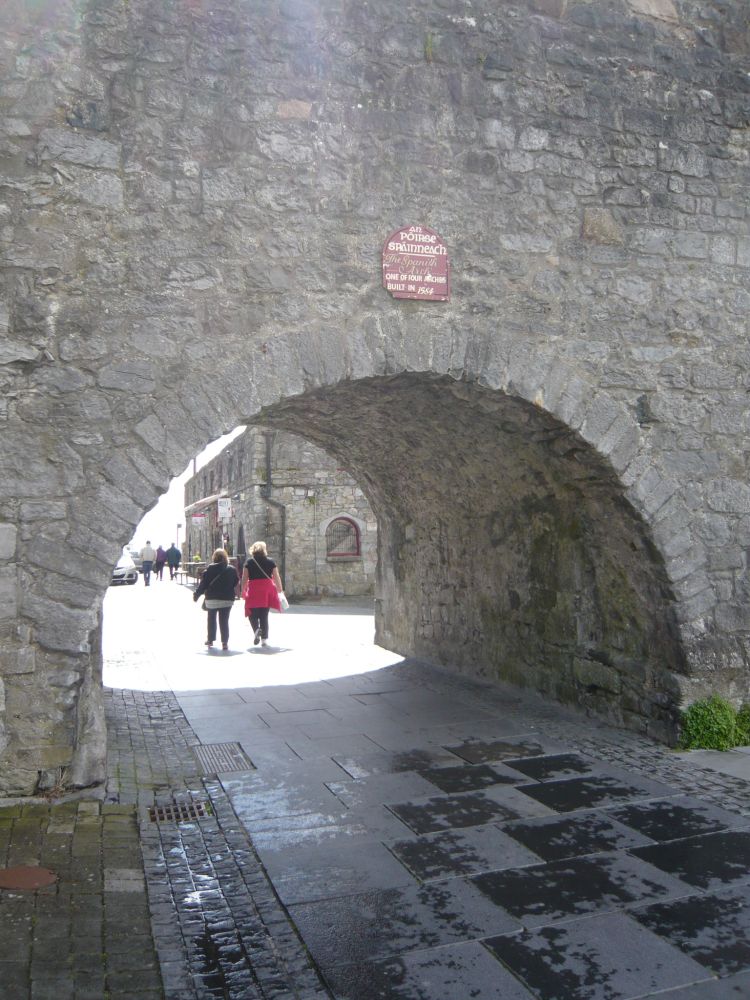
[148,801,211,823]
[192,742,254,774]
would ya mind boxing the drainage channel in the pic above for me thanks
[105,688,330,1000]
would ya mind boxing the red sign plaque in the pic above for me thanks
[382,225,450,301]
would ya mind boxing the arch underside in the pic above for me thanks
[256,373,686,742]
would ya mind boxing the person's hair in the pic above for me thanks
[250,541,268,557]
[212,548,229,565]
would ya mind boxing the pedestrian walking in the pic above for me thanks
[154,545,167,581]
[241,541,283,648]
[166,543,181,580]
[140,541,156,586]
[193,549,239,651]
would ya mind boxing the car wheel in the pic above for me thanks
[127,578,137,585]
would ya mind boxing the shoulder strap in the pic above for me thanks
[251,555,272,580]
[205,565,233,596]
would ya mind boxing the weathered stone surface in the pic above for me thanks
[0,524,17,560]
[582,207,623,245]
[626,0,678,23]
[185,425,377,597]
[0,0,748,794]
[0,568,18,621]
[37,127,121,169]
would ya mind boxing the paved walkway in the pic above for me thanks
[2,581,750,998]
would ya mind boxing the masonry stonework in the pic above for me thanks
[0,0,748,793]
[184,426,376,598]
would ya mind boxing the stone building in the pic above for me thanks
[1,0,749,794]
[184,427,376,598]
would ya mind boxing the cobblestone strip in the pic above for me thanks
[105,688,331,1000]
[0,800,161,1000]
[106,688,203,808]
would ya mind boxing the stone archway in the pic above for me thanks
[1,0,748,794]
[256,373,686,739]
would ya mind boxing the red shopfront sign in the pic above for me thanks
[382,225,450,301]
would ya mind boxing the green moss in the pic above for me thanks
[679,694,738,751]
[735,704,750,746]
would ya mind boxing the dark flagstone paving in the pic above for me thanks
[100,659,750,999]
[203,662,750,998]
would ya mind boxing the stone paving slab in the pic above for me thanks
[11,651,750,999]
[287,878,523,973]
[485,911,712,1000]
[325,940,538,1000]
[388,821,542,881]
[209,658,750,998]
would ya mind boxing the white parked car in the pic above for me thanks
[111,549,138,586]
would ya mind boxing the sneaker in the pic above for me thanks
[222,643,228,651]
[253,627,261,646]
[205,640,214,648]
[261,639,268,647]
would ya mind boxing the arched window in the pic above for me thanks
[325,517,361,557]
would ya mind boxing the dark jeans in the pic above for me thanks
[249,607,270,640]
[207,606,232,644]
[154,561,165,580]
[168,563,179,579]
[142,560,153,585]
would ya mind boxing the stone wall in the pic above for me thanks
[0,0,748,792]
[184,426,377,597]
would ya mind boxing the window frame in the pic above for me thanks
[325,516,361,558]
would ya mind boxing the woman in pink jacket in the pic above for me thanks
[241,541,282,647]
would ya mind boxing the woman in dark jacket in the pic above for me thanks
[193,548,239,651]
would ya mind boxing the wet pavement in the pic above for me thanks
[4,580,750,999]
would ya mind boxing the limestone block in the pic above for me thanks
[572,657,622,695]
[277,99,312,120]
[706,479,750,514]
[615,276,653,305]
[203,168,246,202]
[530,0,567,15]
[579,395,623,447]
[626,0,679,24]
[711,235,736,265]
[0,339,39,364]
[2,645,35,676]
[22,592,97,653]
[0,567,18,620]
[673,232,709,259]
[37,127,121,169]
[97,361,156,393]
[582,208,623,245]
[0,523,17,559]
[62,167,124,209]
[498,233,554,253]
[484,119,515,150]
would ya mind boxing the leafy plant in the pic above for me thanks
[734,704,750,747]
[678,694,738,751]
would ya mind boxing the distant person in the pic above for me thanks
[166,543,181,580]
[140,541,156,586]
[154,545,167,581]
[241,540,282,648]
[193,548,239,651]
